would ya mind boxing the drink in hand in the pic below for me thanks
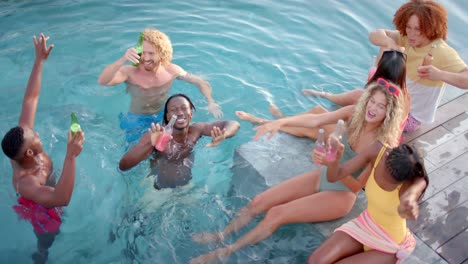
[155,115,177,152]
[70,113,81,136]
[314,128,326,165]
[132,32,144,66]
[326,119,344,162]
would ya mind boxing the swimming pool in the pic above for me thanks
[0,0,466,263]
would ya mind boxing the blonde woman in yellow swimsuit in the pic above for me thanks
[308,141,428,263]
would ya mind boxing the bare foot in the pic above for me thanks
[268,104,286,119]
[302,89,327,98]
[235,111,269,125]
[190,247,232,264]
[192,232,224,244]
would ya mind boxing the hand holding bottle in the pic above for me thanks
[66,130,85,158]
[149,122,164,146]
[325,137,345,165]
[154,115,177,152]
[70,113,81,136]
[131,32,144,66]
[124,48,141,65]
[312,128,327,165]
[326,120,344,162]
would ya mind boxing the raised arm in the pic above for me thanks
[119,123,162,171]
[195,120,240,147]
[19,34,53,129]
[18,131,84,208]
[254,105,354,140]
[174,64,223,118]
[369,29,401,49]
[97,48,138,86]
[326,141,381,184]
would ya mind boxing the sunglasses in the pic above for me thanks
[377,77,400,97]
[383,49,407,61]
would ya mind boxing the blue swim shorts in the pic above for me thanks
[119,112,163,144]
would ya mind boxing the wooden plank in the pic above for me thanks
[416,200,468,250]
[404,93,468,142]
[408,126,455,154]
[436,229,468,264]
[442,112,468,136]
[425,131,468,167]
[408,176,468,234]
[407,234,449,264]
[424,158,437,174]
[423,152,468,200]
[439,86,467,106]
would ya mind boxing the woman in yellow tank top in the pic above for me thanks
[308,142,428,263]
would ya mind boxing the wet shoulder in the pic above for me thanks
[188,123,206,140]
[167,63,185,78]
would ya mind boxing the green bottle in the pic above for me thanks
[70,113,81,136]
[132,32,144,66]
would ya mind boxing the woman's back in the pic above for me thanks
[366,145,406,244]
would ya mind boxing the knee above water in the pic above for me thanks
[307,250,329,264]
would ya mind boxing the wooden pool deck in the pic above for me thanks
[403,87,468,264]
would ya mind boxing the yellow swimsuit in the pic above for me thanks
[364,145,406,251]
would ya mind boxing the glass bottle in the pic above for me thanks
[326,119,345,162]
[70,113,81,136]
[155,115,177,152]
[131,32,144,66]
[314,128,326,165]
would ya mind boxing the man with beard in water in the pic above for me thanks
[98,28,223,144]
[119,94,240,189]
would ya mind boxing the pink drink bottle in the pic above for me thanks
[326,119,345,162]
[155,115,177,152]
[314,128,326,165]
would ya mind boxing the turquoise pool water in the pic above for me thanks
[0,0,466,263]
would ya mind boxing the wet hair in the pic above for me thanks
[367,50,407,95]
[162,93,196,124]
[386,144,429,198]
[2,126,24,160]
[347,81,404,147]
[393,0,448,41]
[143,28,173,66]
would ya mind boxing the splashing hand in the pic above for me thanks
[253,120,282,141]
[207,102,223,118]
